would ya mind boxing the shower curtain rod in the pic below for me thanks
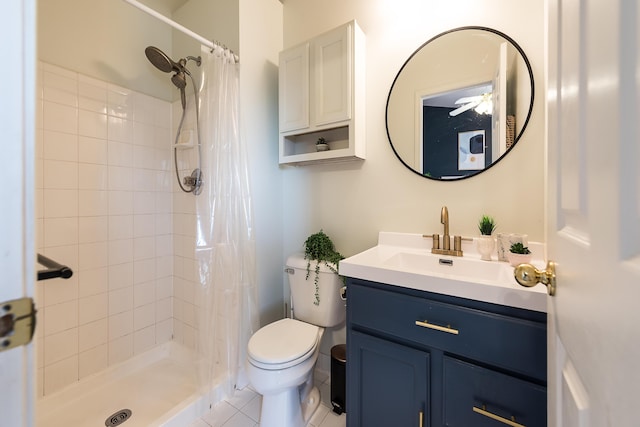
[122,0,237,59]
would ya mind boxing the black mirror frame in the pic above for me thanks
[385,26,535,181]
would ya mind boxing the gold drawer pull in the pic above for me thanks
[415,320,459,335]
[419,410,424,427]
[473,405,526,427]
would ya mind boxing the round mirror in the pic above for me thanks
[386,27,534,180]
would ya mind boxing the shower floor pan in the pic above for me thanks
[36,343,225,427]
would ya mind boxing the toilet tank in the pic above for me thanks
[286,254,346,327]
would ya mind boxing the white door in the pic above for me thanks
[0,0,36,426]
[546,0,640,425]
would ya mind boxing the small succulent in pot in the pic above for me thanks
[507,242,532,267]
[316,137,329,151]
[509,242,531,254]
[478,215,497,236]
[303,230,344,305]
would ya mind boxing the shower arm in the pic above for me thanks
[186,56,202,67]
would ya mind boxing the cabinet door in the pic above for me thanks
[279,42,309,132]
[348,330,429,427]
[443,356,546,427]
[313,23,351,126]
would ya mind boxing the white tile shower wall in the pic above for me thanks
[35,62,174,396]
[171,96,202,351]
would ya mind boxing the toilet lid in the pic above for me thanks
[248,318,319,366]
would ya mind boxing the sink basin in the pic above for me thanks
[339,232,547,312]
[383,251,514,284]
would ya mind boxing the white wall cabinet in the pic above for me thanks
[279,43,309,132]
[279,20,365,165]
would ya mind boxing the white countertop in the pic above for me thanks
[339,232,548,313]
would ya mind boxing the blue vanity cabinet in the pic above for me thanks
[349,330,429,426]
[346,278,547,427]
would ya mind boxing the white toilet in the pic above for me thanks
[247,253,346,427]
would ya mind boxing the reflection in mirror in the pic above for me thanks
[386,27,534,180]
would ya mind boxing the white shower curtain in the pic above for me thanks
[194,44,258,398]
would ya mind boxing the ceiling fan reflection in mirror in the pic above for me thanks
[449,92,493,116]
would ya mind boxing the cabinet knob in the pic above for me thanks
[514,261,556,296]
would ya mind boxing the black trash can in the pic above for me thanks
[330,344,347,414]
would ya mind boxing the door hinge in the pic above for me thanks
[0,298,36,352]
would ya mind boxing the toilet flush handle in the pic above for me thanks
[284,267,294,274]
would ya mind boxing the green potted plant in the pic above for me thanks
[508,242,532,267]
[476,215,497,261]
[478,215,497,236]
[304,230,344,305]
[316,137,329,152]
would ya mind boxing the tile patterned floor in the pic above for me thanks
[188,372,346,427]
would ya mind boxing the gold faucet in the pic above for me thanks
[441,206,450,250]
[428,206,464,257]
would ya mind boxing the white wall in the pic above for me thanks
[238,0,284,326]
[173,0,239,61]
[281,0,545,357]
[38,0,174,101]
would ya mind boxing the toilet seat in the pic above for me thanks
[248,318,320,370]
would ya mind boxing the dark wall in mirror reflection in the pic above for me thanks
[423,107,492,179]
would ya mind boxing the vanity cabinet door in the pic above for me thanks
[442,356,546,427]
[348,330,429,427]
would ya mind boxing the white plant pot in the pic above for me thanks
[476,236,495,261]
[507,252,532,267]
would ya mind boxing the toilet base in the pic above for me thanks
[301,386,321,422]
[259,385,321,427]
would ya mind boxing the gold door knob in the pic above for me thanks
[514,261,556,296]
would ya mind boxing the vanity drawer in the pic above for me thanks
[349,282,546,381]
[443,356,546,427]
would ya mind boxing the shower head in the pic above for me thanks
[145,46,181,73]
[146,46,200,111]
[171,71,187,90]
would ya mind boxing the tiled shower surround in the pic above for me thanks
[34,62,199,396]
